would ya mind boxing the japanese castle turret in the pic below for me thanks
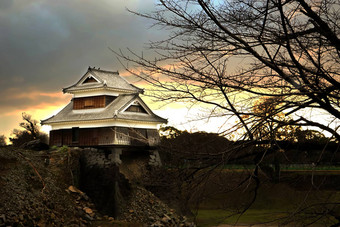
[42,67,167,148]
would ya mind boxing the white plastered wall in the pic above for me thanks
[72,89,121,98]
[50,119,160,130]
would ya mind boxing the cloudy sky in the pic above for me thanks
[0,0,223,141]
[0,0,163,138]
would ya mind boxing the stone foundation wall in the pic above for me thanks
[80,147,162,167]
[81,148,122,166]
[149,150,162,166]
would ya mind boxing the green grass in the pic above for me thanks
[195,208,339,227]
[195,209,285,227]
[190,170,340,226]
[223,164,340,171]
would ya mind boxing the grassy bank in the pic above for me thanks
[189,170,340,226]
[223,164,340,171]
[196,209,288,227]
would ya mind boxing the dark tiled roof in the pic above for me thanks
[41,94,167,125]
[63,67,143,94]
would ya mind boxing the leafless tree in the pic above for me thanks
[115,0,340,225]
[10,113,48,146]
[116,0,340,142]
[20,112,40,139]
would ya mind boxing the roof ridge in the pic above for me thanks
[89,67,119,75]
[89,67,143,93]
[63,67,144,94]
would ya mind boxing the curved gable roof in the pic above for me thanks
[41,94,167,125]
[63,67,143,94]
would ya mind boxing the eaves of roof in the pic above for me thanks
[41,94,167,125]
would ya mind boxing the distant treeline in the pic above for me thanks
[159,128,340,167]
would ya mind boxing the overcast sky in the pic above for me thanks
[0,0,175,138]
[0,0,234,142]
[2,0,334,142]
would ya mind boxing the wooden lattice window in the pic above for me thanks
[84,99,94,107]
[73,96,106,109]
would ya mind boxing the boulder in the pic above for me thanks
[0,214,6,226]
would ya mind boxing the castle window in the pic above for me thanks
[83,77,98,83]
[84,99,94,107]
[125,104,147,113]
[72,127,79,143]
[73,96,107,109]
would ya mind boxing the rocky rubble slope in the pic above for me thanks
[0,147,195,226]
[120,185,194,226]
[0,147,97,226]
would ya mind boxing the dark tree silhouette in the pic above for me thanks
[116,0,340,142]
[10,113,48,147]
[115,0,340,225]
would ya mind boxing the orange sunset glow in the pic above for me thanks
[0,75,228,144]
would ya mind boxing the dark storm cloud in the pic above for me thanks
[0,0,163,96]
[0,0,13,10]
[0,87,67,114]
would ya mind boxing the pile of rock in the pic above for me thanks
[0,147,96,226]
[150,213,195,227]
[0,147,195,226]
[120,186,195,226]
[65,185,98,224]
